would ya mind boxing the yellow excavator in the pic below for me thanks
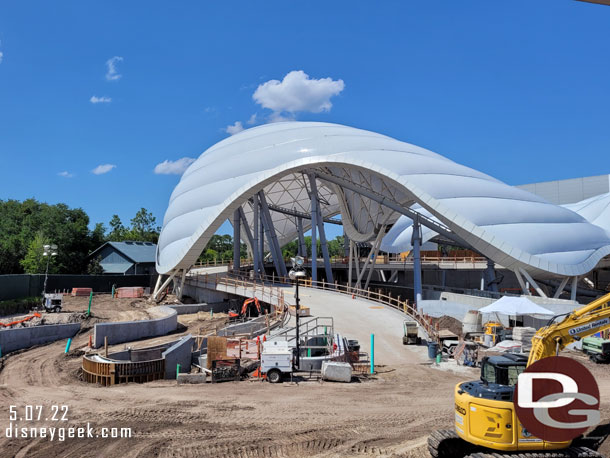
[429,292,610,458]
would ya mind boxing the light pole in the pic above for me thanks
[42,243,58,299]
[289,256,305,371]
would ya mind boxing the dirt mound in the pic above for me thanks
[430,315,462,337]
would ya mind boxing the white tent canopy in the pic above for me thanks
[479,296,555,316]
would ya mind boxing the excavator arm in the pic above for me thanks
[527,292,610,366]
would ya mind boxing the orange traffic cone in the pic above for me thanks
[263,335,267,342]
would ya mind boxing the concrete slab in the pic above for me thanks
[321,361,352,382]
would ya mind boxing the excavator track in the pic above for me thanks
[429,430,603,458]
[465,448,602,458]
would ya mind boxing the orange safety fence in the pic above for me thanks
[0,312,41,327]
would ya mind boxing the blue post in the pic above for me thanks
[64,338,72,354]
[370,333,375,374]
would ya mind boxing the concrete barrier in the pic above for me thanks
[321,361,352,382]
[166,303,231,315]
[162,334,194,379]
[0,323,81,354]
[93,306,177,348]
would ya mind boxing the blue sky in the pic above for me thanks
[0,1,609,241]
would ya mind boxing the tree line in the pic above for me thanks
[0,199,160,275]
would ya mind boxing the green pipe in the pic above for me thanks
[436,353,441,364]
[176,363,181,379]
[0,345,2,358]
[87,292,93,317]
[307,348,311,357]
[210,309,213,318]
[370,333,375,374]
[111,285,115,299]
[64,338,72,354]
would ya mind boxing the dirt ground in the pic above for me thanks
[1,296,610,458]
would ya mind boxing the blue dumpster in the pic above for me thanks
[428,342,438,360]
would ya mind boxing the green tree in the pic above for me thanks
[20,232,54,274]
[108,215,126,242]
[126,208,160,243]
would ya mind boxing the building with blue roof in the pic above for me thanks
[88,241,157,275]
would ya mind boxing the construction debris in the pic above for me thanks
[321,361,352,382]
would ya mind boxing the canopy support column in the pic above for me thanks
[519,268,547,298]
[252,194,261,278]
[553,277,570,299]
[233,209,241,272]
[176,269,187,300]
[297,216,306,258]
[411,215,423,308]
[152,270,177,301]
[571,276,579,301]
[515,269,530,295]
[258,190,288,278]
[348,239,354,290]
[308,174,333,284]
[309,175,318,285]
[364,225,385,290]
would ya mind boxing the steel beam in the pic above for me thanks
[314,171,472,249]
[364,225,386,290]
[297,216,306,258]
[309,174,334,284]
[267,203,342,225]
[570,277,579,301]
[515,269,530,295]
[411,216,422,307]
[309,176,318,284]
[553,277,570,299]
[152,271,177,301]
[519,268,547,298]
[348,239,354,289]
[259,191,288,277]
[252,195,261,276]
[233,209,241,272]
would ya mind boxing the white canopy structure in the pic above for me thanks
[478,296,555,316]
[154,121,610,299]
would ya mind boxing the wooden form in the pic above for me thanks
[82,355,165,386]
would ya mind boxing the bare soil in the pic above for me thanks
[0,297,609,458]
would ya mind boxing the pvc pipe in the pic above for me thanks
[176,363,181,379]
[370,333,375,374]
[64,338,72,354]
[87,292,93,317]
[0,345,2,358]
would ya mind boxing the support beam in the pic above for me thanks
[553,277,570,299]
[519,268,547,298]
[259,204,265,274]
[252,194,260,276]
[297,216,306,258]
[315,170,471,249]
[388,270,398,283]
[238,207,265,274]
[571,276,579,301]
[515,269,530,295]
[309,177,318,284]
[309,174,333,284]
[176,269,187,300]
[379,270,387,283]
[411,216,423,307]
[352,243,361,283]
[233,209,241,272]
[267,203,342,225]
[364,225,386,290]
[258,191,288,277]
[348,239,354,290]
[152,271,177,301]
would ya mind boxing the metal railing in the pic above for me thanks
[189,270,439,341]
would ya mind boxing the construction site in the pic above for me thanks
[0,121,609,458]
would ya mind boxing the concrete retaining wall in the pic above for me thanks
[93,306,177,348]
[162,334,194,379]
[0,323,81,354]
[167,302,231,315]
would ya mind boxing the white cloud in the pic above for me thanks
[268,112,296,123]
[105,56,123,81]
[154,157,196,175]
[246,113,258,125]
[57,171,73,178]
[0,51,3,64]
[253,70,344,115]
[90,95,112,104]
[225,121,244,135]
[92,164,116,175]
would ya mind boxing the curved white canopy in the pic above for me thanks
[157,121,610,278]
